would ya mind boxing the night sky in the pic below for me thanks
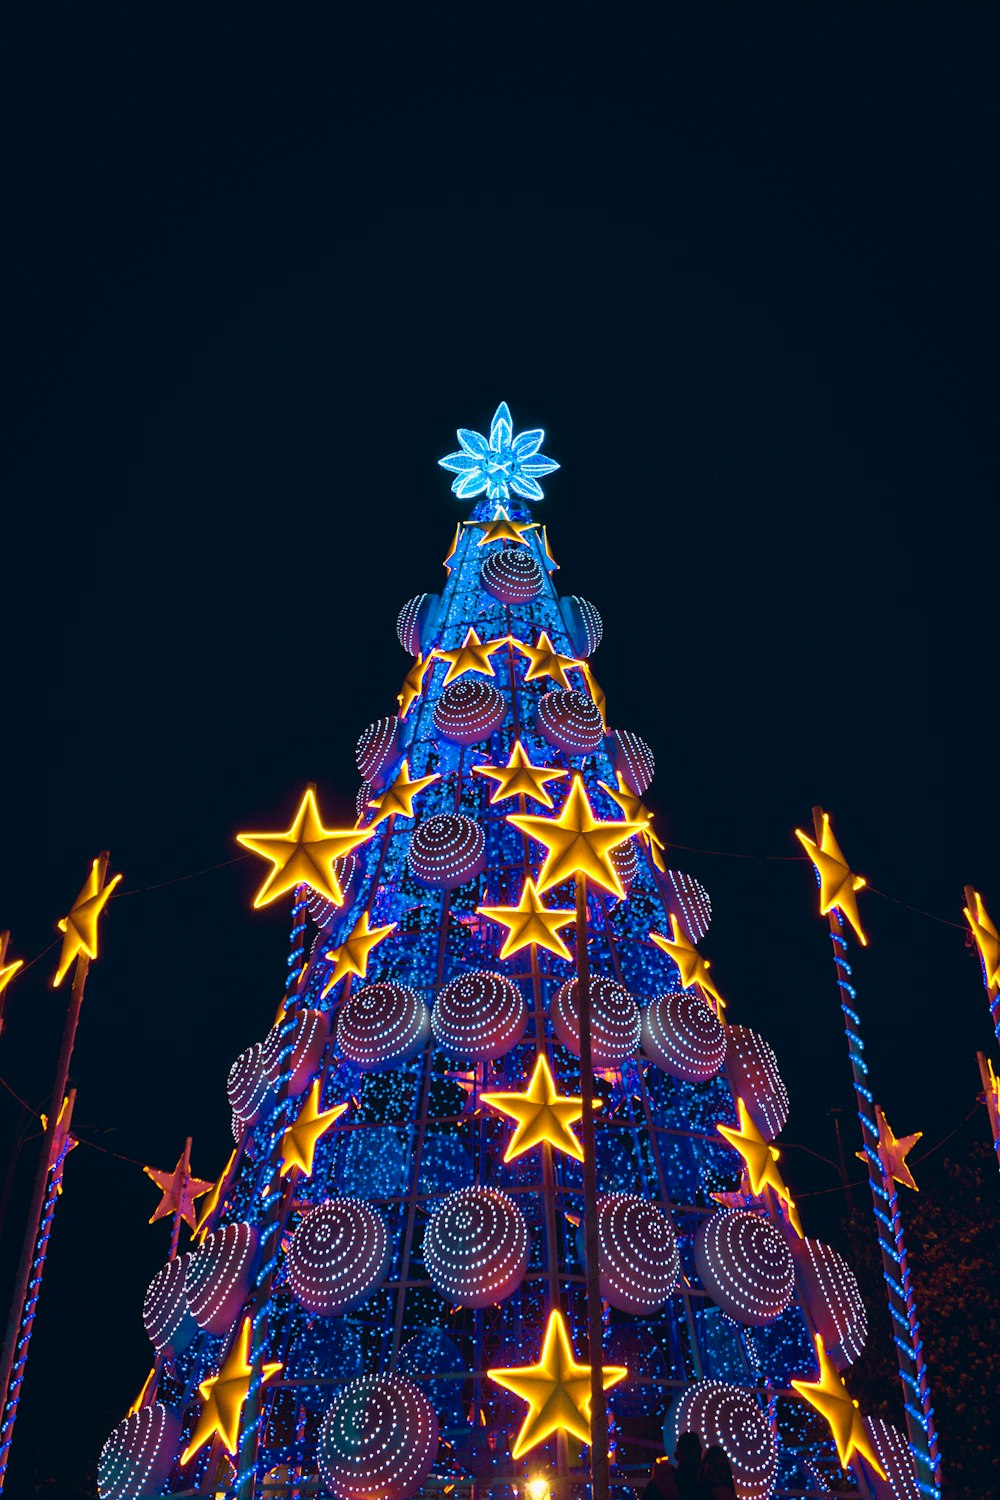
[2,12,998,1495]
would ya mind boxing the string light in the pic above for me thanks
[433,678,507,745]
[286,1198,390,1316]
[407,813,487,889]
[551,975,641,1068]
[693,1208,796,1326]
[594,1193,680,1314]
[430,970,527,1059]
[318,1374,440,1500]
[424,1186,529,1307]
[641,990,727,1082]
[536,688,605,755]
[261,1007,330,1098]
[337,981,431,1070]
[183,1223,259,1337]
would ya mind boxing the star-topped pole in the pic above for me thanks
[791,1335,886,1479]
[795,809,867,946]
[0,933,22,1039]
[488,1309,626,1459]
[144,1138,214,1257]
[855,1104,922,1191]
[237,786,375,909]
[53,856,122,988]
[717,1098,803,1237]
[438,402,559,503]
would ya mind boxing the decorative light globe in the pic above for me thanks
[318,1374,439,1500]
[610,729,655,796]
[183,1223,259,1336]
[594,1193,680,1314]
[287,1198,389,1316]
[792,1237,868,1369]
[725,1025,789,1140]
[396,592,439,655]
[641,991,727,1082]
[552,975,641,1067]
[609,836,640,891]
[861,1418,921,1500]
[560,595,603,657]
[694,1208,795,1326]
[355,715,400,788]
[261,1007,331,1098]
[408,813,486,890]
[480,548,543,603]
[665,1381,777,1500]
[433,679,507,745]
[142,1252,197,1353]
[98,1403,181,1500]
[424,1186,529,1307]
[662,868,713,942]
[226,1042,271,1126]
[431,971,527,1060]
[536,689,605,755]
[337,981,431,1070]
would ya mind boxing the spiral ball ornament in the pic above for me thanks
[184,1223,259,1336]
[693,1209,795,1326]
[408,813,486,890]
[424,1186,529,1307]
[665,1381,777,1500]
[611,729,655,796]
[337,981,431,1070]
[861,1418,920,1500]
[552,975,641,1067]
[396,592,439,655]
[725,1026,789,1140]
[355,715,400,787]
[609,837,640,891]
[356,781,375,821]
[536,689,605,755]
[287,1198,390,1316]
[318,1374,440,1500]
[261,1008,331,1098]
[792,1237,868,1369]
[98,1403,181,1500]
[641,991,727,1082]
[663,868,713,942]
[226,1042,271,1126]
[480,548,544,603]
[431,971,527,1059]
[433,679,507,745]
[560,595,603,657]
[594,1193,680,1314]
[142,1252,197,1353]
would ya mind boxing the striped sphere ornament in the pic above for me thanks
[560,595,603,657]
[226,1042,271,1126]
[261,1007,331,1098]
[431,971,527,1060]
[641,991,727,1082]
[142,1252,197,1353]
[98,1403,181,1500]
[594,1193,680,1314]
[433,678,507,745]
[860,1418,921,1500]
[552,975,641,1068]
[693,1208,795,1326]
[355,781,374,821]
[662,868,713,942]
[318,1374,440,1500]
[791,1237,868,1369]
[355,715,401,788]
[286,1198,390,1316]
[396,592,439,655]
[337,981,431,1070]
[183,1223,259,1336]
[610,729,655,796]
[665,1381,777,1500]
[725,1025,789,1141]
[536,689,605,755]
[407,813,486,890]
[609,836,640,891]
[480,547,544,603]
[424,1186,529,1307]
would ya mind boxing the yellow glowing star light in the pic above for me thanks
[717,1097,802,1236]
[481,1054,598,1163]
[473,741,568,809]
[650,917,725,1011]
[513,632,580,691]
[598,776,665,853]
[791,1335,886,1478]
[477,877,576,962]
[53,859,123,988]
[795,812,868,946]
[237,787,374,909]
[367,760,441,827]
[397,653,436,719]
[322,910,398,995]
[856,1103,922,1192]
[488,1309,626,1459]
[465,507,540,546]
[144,1150,214,1230]
[964,889,1000,992]
[0,954,23,1012]
[278,1080,348,1178]
[442,523,461,572]
[436,627,510,685]
[181,1318,282,1463]
[127,1366,156,1418]
[194,1150,237,1240]
[507,775,646,900]
[540,525,559,570]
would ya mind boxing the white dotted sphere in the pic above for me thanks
[98,1403,181,1500]
[434,679,507,745]
[408,813,487,890]
[287,1198,389,1316]
[552,975,641,1067]
[792,1237,868,1369]
[431,971,527,1060]
[142,1252,196,1353]
[424,1186,529,1308]
[561,595,603,657]
[612,729,655,796]
[226,1042,271,1125]
[609,837,640,891]
[694,1209,796,1326]
[356,715,400,786]
[183,1223,258,1337]
[663,868,713,942]
[338,981,431,1070]
[396,592,438,655]
[595,1194,680,1314]
[861,1417,921,1500]
[319,1374,440,1500]
[641,991,727,1082]
[725,1025,789,1140]
[480,547,544,603]
[666,1380,777,1500]
[536,689,605,754]
[261,1008,331,1098]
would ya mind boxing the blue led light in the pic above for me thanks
[438,402,559,502]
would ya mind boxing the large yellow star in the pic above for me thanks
[436,627,510,685]
[513,632,580,691]
[791,1335,886,1478]
[507,775,646,899]
[194,1150,237,1241]
[477,877,576,962]
[144,1149,214,1230]
[473,741,568,809]
[598,775,665,853]
[717,1098,802,1236]
[856,1103,922,1191]
[322,910,398,994]
[53,858,123,988]
[397,653,436,719]
[367,760,441,826]
[181,1318,282,1463]
[650,917,725,1011]
[278,1080,348,1178]
[964,889,1000,992]
[237,787,374,909]
[795,812,867,946]
[465,507,539,546]
[488,1309,626,1459]
[481,1054,598,1163]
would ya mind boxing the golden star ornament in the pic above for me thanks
[181,1318,282,1462]
[507,775,646,899]
[144,1150,214,1230]
[0,955,23,1004]
[237,787,374,909]
[477,877,576,962]
[488,1309,626,1459]
[795,811,868,946]
[473,741,568,808]
[650,917,725,1011]
[367,760,440,826]
[322,910,398,994]
[481,1054,598,1163]
[279,1080,348,1178]
[513,632,580,690]
[717,1097,802,1236]
[598,776,665,852]
[53,858,123,988]
[791,1336,886,1478]
[397,653,436,719]
[964,889,1000,991]
[465,507,539,546]
[856,1103,922,1191]
[194,1150,237,1240]
[436,627,510,684]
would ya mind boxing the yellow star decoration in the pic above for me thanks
[964,889,1000,992]
[322,910,398,995]
[795,812,868,946]
[598,775,665,854]
[144,1150,214,1230]
[0,955,23,1003]
[194,1150,237,1241]
[481,1054,598,1163]
[791,1335,886,1478]
[488,1309,626,1459]
[578,660,606,727]
[513,632,580,691]
[442,523,461,572]
[650,917,725,1012]
[473,740,568,808]
[717,1097,803,1236]
[237,787,374,909]
[436,627,510,685]
[465,507,540,546]
[126,1366,156,1418]
[856,1103,922,1192]
[181,1318,282,1463]
[367,760,441,827]
[397,653,436,719]
[53,859,123,988]
[278,1080,348,1178]
[540,525,559,570]
[477,877,576,962]
[507,775,646,899]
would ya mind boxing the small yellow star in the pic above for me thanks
[791,1335,886,1478]
[436,627,510,685]
[126,1366,156,1418]
[539,525,559,571]
[465,507,540,546]
[181,1318,282,1463]
[598,775,665,853]
[856,1103,922,1191]
[507,775,646,899]
[367,760,441,827]
[278,1080,348,1178]
[0,954,23,1004]
[144,1149,214,1230]
[964,889,1000,992]
[795,811,867,946]
[237,787,375,909]
[488,1308,626,1459]
[53,858,123,988]
[397,653,436,719]
[194,1150,237,1241]
[481,1054,598,1163]
[442,522,461,572]
[650,917,725,1011]
[717,1098,802,1236]
[322,910,398,994]
[477,877,576,962]
[513,632,580,691]
[473,740,568,808]
[578,660,606,728]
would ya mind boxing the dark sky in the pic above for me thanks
[2,11,998,1494]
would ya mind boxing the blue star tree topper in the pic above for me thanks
[439,402,560,502]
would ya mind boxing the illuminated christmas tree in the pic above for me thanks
[99,405,925,1500]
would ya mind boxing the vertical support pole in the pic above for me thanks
[975,1051,1000,1170]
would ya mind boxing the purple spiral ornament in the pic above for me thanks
[142,1253,197,1353]
[725,1025,789,1141]
[431,971,527,1059]
[261,1007,331,1098]
[355,782,374,821]
[396,592,439,655]
[318,1374,440,1500]
[424,1186,529,1307]
[433,679,506,745]
[792,1237,868,1369]
[609,837,640,891]
[226,1042,271,1126]
[536,689,605,755]
[286,1198,390,1316]
[408,813,486,890]
[355,715,400,788]
[183,1223,259,1336]
[337,981,431,1070]
[694,1208,795,1326]
[861,1418,921,1499]
[552,975,641,1067]
[641,991,727,1082]
[662,868,713,942]
[480,548,543,603]
[594,1194,680,1314]
[560,595,603,657]
[665,1381,777,1500]
[610,729,655,796]
[98,1403,181,1500]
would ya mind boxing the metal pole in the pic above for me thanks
[975,1051,1000,1170]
